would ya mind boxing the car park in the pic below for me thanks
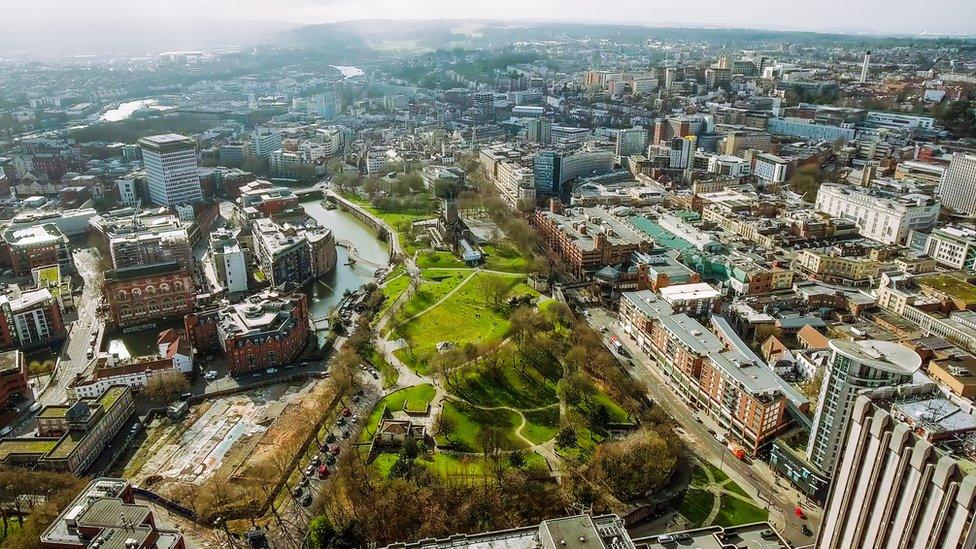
[325,432,336,443]
[330,444,341,455]
[317,464,330,479]
[310,455,321,466]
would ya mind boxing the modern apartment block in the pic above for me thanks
[251,218,313,286]
[818,384,976,549]
[815,183,940,245]
[139,134,202,207]
[532,201,650,278]
[620,290,801,454]
[807,339,921,474]
[209,229,249,293]
[1,223,74,275]
[0,286,67,349]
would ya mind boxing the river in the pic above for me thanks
[332,65,364,80]
[100,99,174,122]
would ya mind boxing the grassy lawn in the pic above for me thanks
[0,517,23,544]
[555,426,604,463]
[702,461,731,484]
[521,407,560,445]
[435,401,526,452]
[379,268,409,317]
[451,358,560,410]
[678,488,715,528]
[340,191,435,229]
[397,271,470,319]
[370,350,399,389]
[713,497,769,527]
[416,251,468,269]
[360,384,436,442]
[481,243,527,273]
[398,273,535,374]
[723,479,750,498]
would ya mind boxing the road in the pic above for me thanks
[585,307,821,547]
[36,247,104,406]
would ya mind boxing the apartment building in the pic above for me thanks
[818,384,976,549]
[815,183,940,244]
[532,202,650,278]
[807,339,921,474]
[184,289,309,376]
[619,291,799,454]
[753,153,790,184]
[1,223,74,275]
[0,286,67,349]
[251,218,313,286]
[794,249,883,287]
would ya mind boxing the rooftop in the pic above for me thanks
[918,273,976,303]
[829,339,922,375]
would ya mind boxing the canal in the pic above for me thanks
[104,198,389,356]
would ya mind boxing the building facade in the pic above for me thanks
[103,262,195,329]
[139,134,202,207]
[815,183,940,245]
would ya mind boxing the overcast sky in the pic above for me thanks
[10,0,976,36]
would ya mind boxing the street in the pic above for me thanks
[36,247,103,406]
[584,307,821,546]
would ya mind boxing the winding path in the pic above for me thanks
[402,272,476,322]
[444,397,562,469]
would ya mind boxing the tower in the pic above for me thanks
[860,50,871,83]
[139,134,202,207]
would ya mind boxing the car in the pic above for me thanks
[694,416,703,423]
[130,421,142,433]
[266,368,278,374]
[351,414,359,422]
[317,464,330,479]
[325,432,336,443]
[283,364,295,370]
[336,417,346,426]
[330,445,341,455]
[707,428,716,436]
[179,392,192,401]
[0,426,11,437]
[299,476,309,487]
[304,465,314,477]
[325,454,336,465]
[29,403,41,413]
[292,486,304,498]
[299,361,310,368]
[656,534,674,543]
[673,426,686,436]
[341,407,351,417]
[760,529,777,540]
[794,506,806,519]
[801,524,813,537]
[371,372,379,380]
[675,533,692,542]
[86,350,94,359]
[301,493,313,507]
[310,455,321,466]
[252,372,262,378]
[599,326,608,333]
[352,395,361,403]
[341,429,350,439]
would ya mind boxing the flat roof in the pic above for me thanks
[659,282,721,302]
[829,339,922,375]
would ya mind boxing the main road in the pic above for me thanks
[585,307,821,547]
[37,247,104,406]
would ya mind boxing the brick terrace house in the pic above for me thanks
[184,288,309,376]
[103,261,195,329]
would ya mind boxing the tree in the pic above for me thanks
[308,515,336,548]
[543,301,574,328]
[555,426,577,449]
[787,166,825,202]
[477,275,510,310]
[143,371,189,401]
[588,429,681,501]
[433,410,458,443]
[476,426,507,462]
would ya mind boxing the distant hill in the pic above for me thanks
[286,19,976,53]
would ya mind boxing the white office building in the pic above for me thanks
[707,155,749,177]
[807,339,921,475]
[139,134,202,207]
[818,383,976,549]
[615,127,648,157]
[939,153,976,215]
[924,226,976,271]
[753,153,789,184]
[210,229,249,294]
[815,183,940,245]
[251,127,283,160]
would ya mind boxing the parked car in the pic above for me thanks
[301,493,312,507]
[656,534,674,543]
[325,454,336,465]
[310,455,321,466]
[29,403,41,413]
[760,529,778,540]
[317,464,330,479]
[0,426,11,437]
[325,432,336,443]
[292,486,303,498]
[352,395,361,403]
[266,368,278,374]
[341,407,351,417]
[330,445,341,456]
[304,465,314,477]
[340,429,350,439]
[179,393,192,401]
[336,417,346,426]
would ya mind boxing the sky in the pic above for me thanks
[7,0,976,36]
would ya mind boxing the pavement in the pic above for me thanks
[584,307,822,547]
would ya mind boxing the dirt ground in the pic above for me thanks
[124,380,334,499]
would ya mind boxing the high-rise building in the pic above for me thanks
[615,127,648,157]
[533,150,561,197]
[251,127,283,160]
[939,153,976,215]
[139,134,202,207]
[669,136,696,169]
[807,339,921,474]
[818,383,976,549]
[523,116,552,144]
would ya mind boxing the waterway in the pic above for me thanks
[332,65,364,80]
[104,198,389,355]
[100,99,174,122]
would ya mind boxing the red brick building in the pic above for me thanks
[1,223,73,276]
[104,261,195,329]
[185,289,309,376]
[0,350,30,424]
